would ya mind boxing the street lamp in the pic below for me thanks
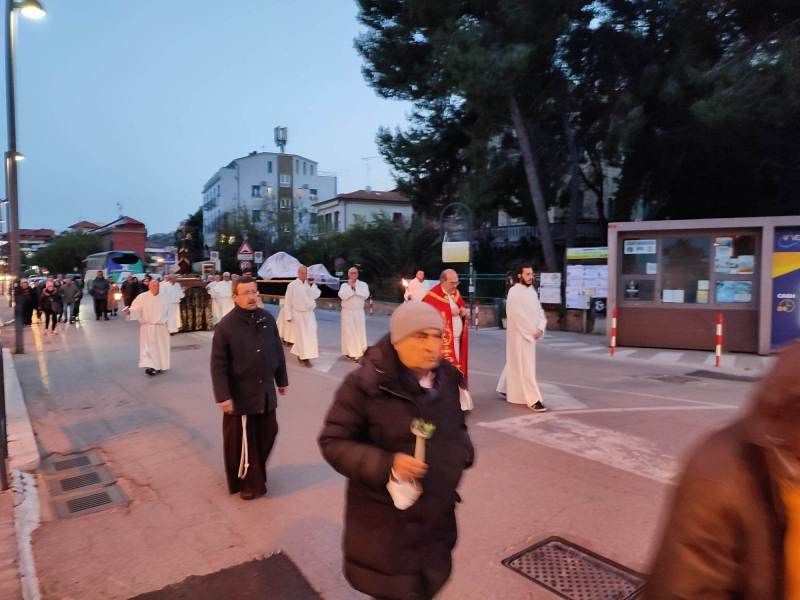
[5,0,45,354]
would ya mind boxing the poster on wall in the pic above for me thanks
[772,229,800,350]
[716,281,753,303]
[566,264,607,309]
[538,273,562,304]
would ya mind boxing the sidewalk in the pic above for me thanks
[0,298,39,600]
[474,326,773,376]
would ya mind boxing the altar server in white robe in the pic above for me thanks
[276,297,295,344]
[129,280,171,376]
[285,265,320,366]
[338,266,370,361]
[498,264,548,412]
[160,274,185,334]
[208,272,235,325]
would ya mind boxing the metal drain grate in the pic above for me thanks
[42,450,104,474]
[67,491,112,513]
[502,537,645,600]
[53,484,128,518]
[46,465,116,497]
[53,455,91,471]
[173,344,201,352]
[60,471,101,491]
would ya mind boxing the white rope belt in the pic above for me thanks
[238,415,250,480]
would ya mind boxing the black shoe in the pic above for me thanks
[104,316,109,321]
[530,401,548,412]
[145,368,156,376]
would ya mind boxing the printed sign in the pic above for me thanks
[209,251,219,261]
[772,228,800,350]
[566,247,608,260]
[254,251,264,264]
[237,241,254,261]
[623,239,657,255]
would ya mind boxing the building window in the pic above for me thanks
[393,212,403,225]
[268,161,273,174]
[334,211,340,231]
[309,188,318,202]
[251,185,261,198]
[295,160,299,174]
[279,197,290,209]
[310,164,314,175]
[266,186,273,198]
[283,224,291,233]
[309,213,318,225]
[621,239,658,301]
[303,162,307,175]
[251,210,262,222]
[660,236,711,304]
[325,213,332,232]
[279,174,290,188]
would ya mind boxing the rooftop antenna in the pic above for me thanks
[274,126,288,154]
[116,202,123,216]
[361,156,378,191]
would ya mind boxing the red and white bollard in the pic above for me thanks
[610,308,618,357]
[473,300,480,330]
[369,297,374,316]
[715,313,724,367]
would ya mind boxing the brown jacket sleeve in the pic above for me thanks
[644,439,741,599]
[318,376,393,490]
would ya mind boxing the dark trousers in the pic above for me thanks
[44,311,57,331]
[222,409,278,495]
[93,298,107,319]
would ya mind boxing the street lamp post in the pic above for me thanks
[4,0,45,354]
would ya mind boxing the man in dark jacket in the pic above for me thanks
[121,275,140,309]
[210,276,288,500]
[15,279,35,325]
[319,301,474,600]
[89,271,110,321]
[645,341,800,599]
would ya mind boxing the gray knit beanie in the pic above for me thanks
[390,301,444,344]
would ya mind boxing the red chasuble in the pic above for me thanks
[423,283,469,386]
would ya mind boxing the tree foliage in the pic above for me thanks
[30,232,102,275]
[213,208,272,273]
[356,0,800,249]
[295,218,442,288]
[174,209,205,265]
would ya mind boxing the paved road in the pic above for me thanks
[11,302,755,599]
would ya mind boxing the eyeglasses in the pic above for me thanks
[235,290,259,296]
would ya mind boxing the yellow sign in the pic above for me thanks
[442,241,470,263]
[567,246,608,260]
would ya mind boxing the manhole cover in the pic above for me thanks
[685,369,760,383]
[52,484,128,518]
[173,344,201,352]
[502,537,645,600]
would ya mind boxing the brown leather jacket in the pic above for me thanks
[645,342,800,599]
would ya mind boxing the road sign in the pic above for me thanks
[209,250,219,261]
[237,241,254,261]
[254,251,263,264]
[239,261,252,272]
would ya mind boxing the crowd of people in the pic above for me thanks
[205,264,799,599]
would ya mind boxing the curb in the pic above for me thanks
[4,349,38,472]
[3,349,41,599]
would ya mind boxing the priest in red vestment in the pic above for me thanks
[423,269,469,386]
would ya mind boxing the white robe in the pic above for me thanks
[276,298,295,343]
[338,280,369,358]
[500,283,547,407]
[130,291,170,370]
[160,280,185,333]
[405,278,429,302]
[208,280,234,325]
[285,278,320,360]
